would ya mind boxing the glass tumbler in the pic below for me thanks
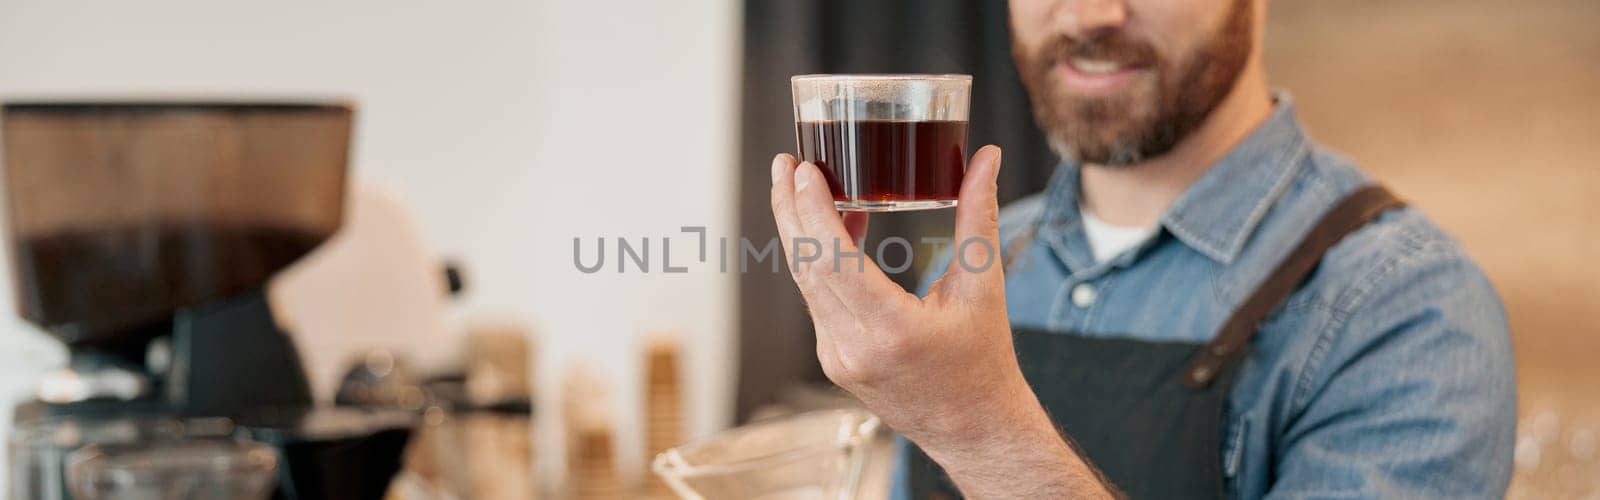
[8,416,270,500]
[651,409,881,500]
[67,439,278,500]
[8,417,187,500]
[791,75,972,212]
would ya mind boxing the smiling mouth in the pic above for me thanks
[1058,57,1149,94]
[1070,58,1132,75]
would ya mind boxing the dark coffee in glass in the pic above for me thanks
[795,119,968,205]
[791,75,972,211]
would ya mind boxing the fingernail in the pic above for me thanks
[982,145,1002,165]
[794,162,812,191]
[771,155,788,185]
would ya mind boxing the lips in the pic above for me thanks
[1058,57,1148,95]
[1029,34,1160,96]
[1068,58,1130,75]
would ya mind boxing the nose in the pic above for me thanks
[1062,0,1129,36]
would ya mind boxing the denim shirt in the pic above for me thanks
[892,95,1516,499]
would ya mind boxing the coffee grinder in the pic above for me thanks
[1,100,412,499]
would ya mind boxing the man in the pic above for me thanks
[768,0,1514,498]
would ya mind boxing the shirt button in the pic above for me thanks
[1070,283,1097,308]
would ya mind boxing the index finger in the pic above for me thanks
[790,162,916,314]
[769,154,848,363]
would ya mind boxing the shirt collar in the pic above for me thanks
[1039,92,1311,266]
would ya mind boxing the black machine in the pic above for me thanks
[2,101,412,500]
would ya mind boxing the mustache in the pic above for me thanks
[1034,32,1160,69]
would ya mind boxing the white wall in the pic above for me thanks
[0,0,741,490]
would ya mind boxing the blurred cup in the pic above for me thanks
[7,416,277,500]
[68,439,278,500]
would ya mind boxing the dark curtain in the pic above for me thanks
[735,0,1059,421]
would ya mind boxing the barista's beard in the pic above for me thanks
[1015,0,1254,167]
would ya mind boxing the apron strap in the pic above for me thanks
[1182,184,1406,388]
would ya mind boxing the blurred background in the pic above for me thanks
[0,0,1594,498]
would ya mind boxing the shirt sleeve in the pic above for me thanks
[1265,245,1516,498]
[889,435,916,500]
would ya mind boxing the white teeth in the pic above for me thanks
[1071,58,1123,75]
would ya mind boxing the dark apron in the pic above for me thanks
[907,185,1405,499]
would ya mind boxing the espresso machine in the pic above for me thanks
[1,101,412,499]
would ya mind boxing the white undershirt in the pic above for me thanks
[1080,206,1160,263]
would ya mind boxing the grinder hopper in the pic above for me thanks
[2,101,411,500]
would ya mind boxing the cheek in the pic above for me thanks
[1130,0,1227,59]
[1008,0,1056,48]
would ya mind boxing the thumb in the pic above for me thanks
[947,145,1004,291]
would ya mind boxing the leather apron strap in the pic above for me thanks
[1181,184,1406,388]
